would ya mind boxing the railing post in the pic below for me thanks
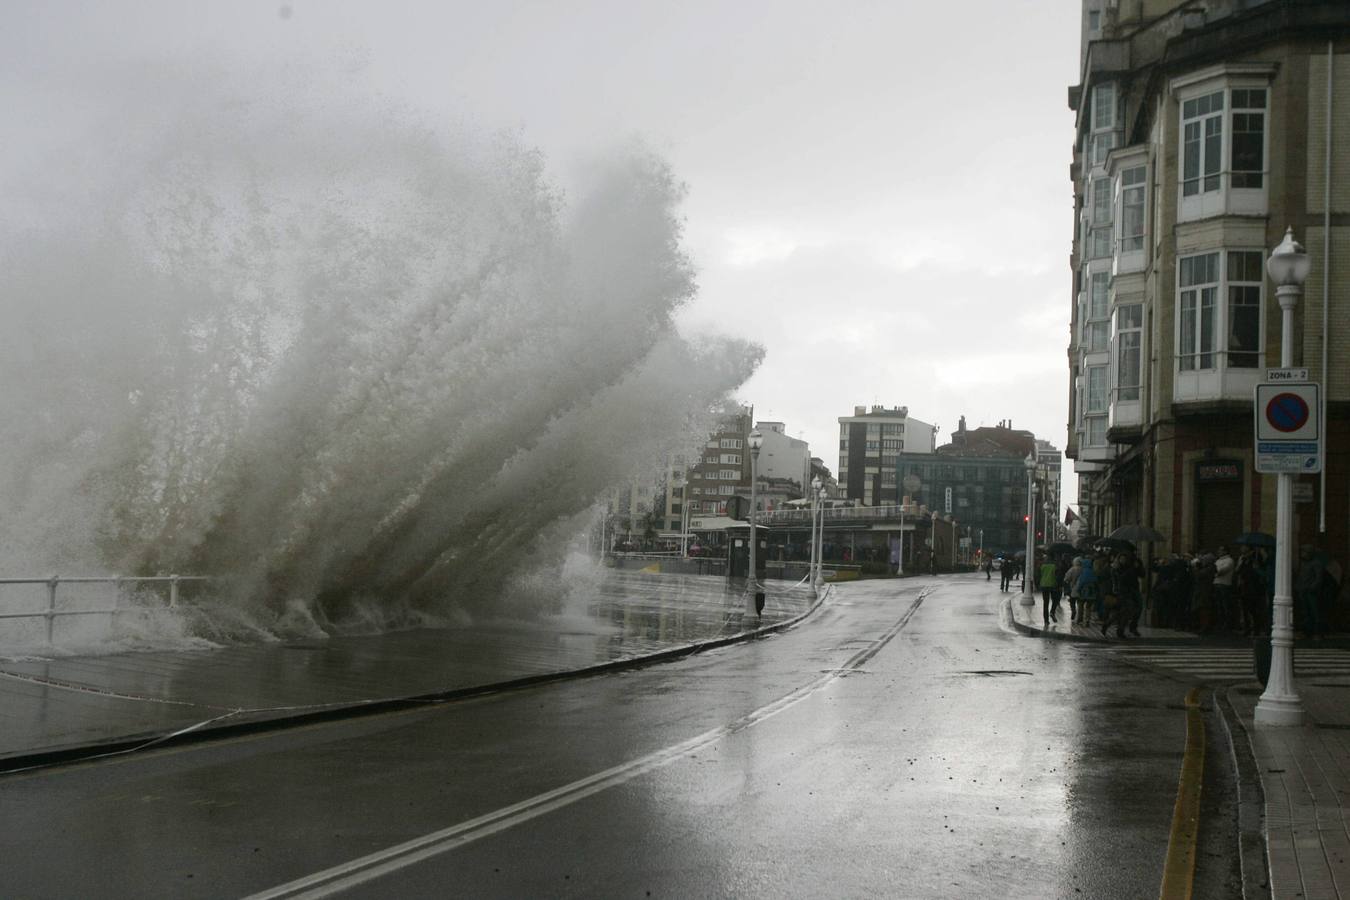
[46,575,58,644]
[169,575,180,609]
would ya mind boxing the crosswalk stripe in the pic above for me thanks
[1106,645,1350,680]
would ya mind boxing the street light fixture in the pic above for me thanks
[810,477,820,591]
[1021,453,1037,606]
[809,475,823,599]
[747,429,764,617]
[1255,228,1310,727]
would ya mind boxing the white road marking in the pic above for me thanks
[246,590,930,899]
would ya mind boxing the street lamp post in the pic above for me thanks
[809,475,822,599]
[1255,228,1310,727]
[1021,453,1037,605]
[814,480,827,590]
[897,508,905,576]
[747,429,764,617]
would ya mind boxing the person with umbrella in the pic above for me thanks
[1296,545,1326,638]
[1213,546,1236,634]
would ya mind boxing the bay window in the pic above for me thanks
[1115,304,1142,401]
[1119,166,1145,252]
[1181,91,1223,197]
[1173,69,1272,220]
[1226,251,1263,367]
[1177,249,1263,373]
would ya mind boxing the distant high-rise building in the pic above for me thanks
[837,405,935,506]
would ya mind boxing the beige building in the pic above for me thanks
[1066,1,1349,564]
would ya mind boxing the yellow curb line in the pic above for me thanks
[1160,687,1204,900]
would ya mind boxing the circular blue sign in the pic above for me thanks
[1266,392,1310,433]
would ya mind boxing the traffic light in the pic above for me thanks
[1023,514,1030,523]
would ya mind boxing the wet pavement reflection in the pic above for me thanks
[0,570,814,765]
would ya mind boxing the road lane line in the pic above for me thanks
[246,589,931,899]
[1159,686,1204,900]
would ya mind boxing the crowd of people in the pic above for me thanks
[983,542,1343,640]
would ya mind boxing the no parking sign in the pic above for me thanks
[1254,381,1321,473]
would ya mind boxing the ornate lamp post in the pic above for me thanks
[1255,228,1310,727]
[814,479,827,590]
[809,475,823,599]
[1021,453,1037,606]
[746,429,764,616]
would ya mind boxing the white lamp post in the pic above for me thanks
[809,475,823,599]
[1021,453,1037,605]
[897,507,905,577]
[1255,228,1310,727]
[814,480,827,590]
[747,429,764,616]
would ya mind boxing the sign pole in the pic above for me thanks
[1255,266,1307,725]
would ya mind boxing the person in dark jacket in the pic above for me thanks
[1296,545,1326,638]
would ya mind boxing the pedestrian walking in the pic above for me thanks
[1235,547,1267,636]
[1039,555,1058,625]
[984,556,993,581]
[1213,546,1236,634]
[1096,554,1134,638]
[1123,555,1145,636]
[1075,555,1099,626]
[1296,545,1326,638]
[1066,556,1085,624]
[1192,552,1217,634]
[1054,554,1069,621]
[999,557,1012,592]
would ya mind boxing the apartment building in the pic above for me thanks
[685,408,753,519]
[838,405,936,506]
[1066,0,1349,559]
[895,418,1044,556]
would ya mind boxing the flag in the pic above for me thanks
[1064,507,1078,526]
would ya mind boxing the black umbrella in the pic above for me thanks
[1047,542,1076,555]
[1108,523,1167,542]
[1234,531,1276,548]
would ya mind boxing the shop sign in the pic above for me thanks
[1197,461,1242,482]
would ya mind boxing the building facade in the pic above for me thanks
[752,421,812,500]
[685,408,753,519]
[837,405,936,506]
[896,418,1043,557]
[1066,0,1349,565]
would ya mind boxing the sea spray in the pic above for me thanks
[0,63,760,641]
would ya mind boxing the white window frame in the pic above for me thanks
[1172,66,1274,222]
[1118,165,1146,253]
[1086,365,1108,414]
[1176,249,1265,374]
[1177,251,1219,372]
[1113,303,1143,402]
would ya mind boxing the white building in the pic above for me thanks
[752,421,812,497]
[837,405,936,506]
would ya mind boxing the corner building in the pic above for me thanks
[1066,1,1350,567]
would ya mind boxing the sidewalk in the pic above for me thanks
[1008,588,1350,900]
[0,575,820,772]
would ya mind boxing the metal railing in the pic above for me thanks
[759,504,918,525]
[0,575,211,643]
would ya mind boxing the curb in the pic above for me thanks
[1218,685,1273,900]
[0,586,834,776]
[1002,595,1110,644]
[1003,595,1210,647]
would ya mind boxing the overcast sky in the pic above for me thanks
[5,0,1083,509]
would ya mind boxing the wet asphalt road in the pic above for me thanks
[0,575,1239,899]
